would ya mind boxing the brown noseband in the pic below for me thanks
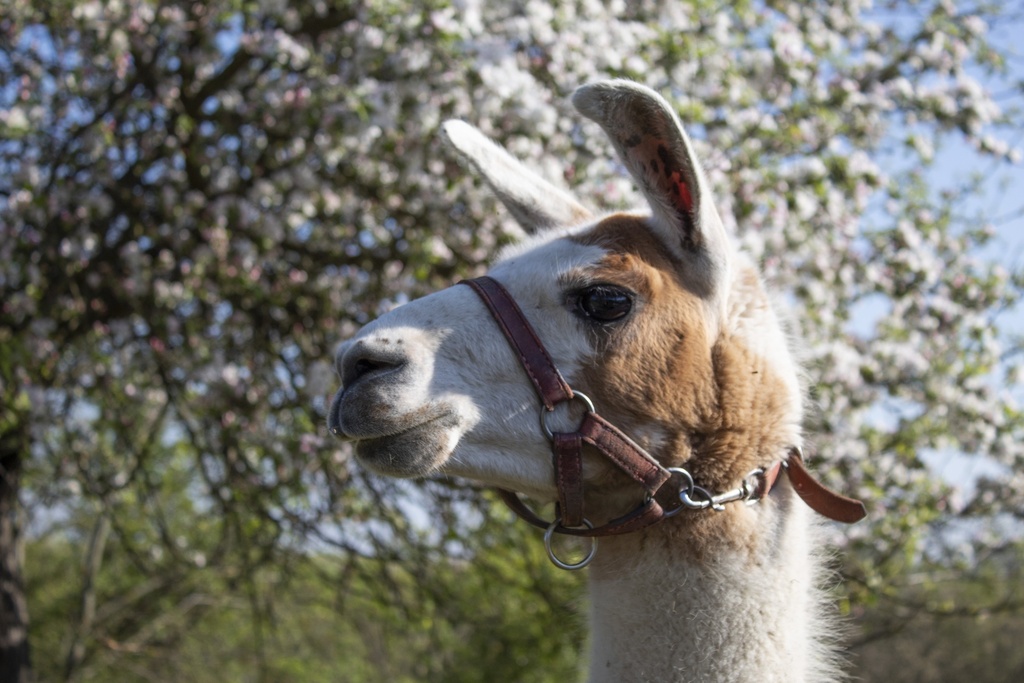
[459,276,865,566]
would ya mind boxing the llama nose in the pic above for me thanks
[341,339,408,388]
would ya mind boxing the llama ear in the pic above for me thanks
[572,80,731,298]
[441,120,593,235]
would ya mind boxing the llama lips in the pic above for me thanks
[327,387,348,439]
[328,377,457,446]
[349,412,461,478]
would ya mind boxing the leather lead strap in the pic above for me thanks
[785,450,867,524]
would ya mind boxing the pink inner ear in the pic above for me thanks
[629,136,695,220]
[670,171,693,213]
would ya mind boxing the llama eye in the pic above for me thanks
[577,286,633,323]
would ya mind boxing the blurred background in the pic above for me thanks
[2,1,1023,681]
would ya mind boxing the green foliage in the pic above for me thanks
[852,547,1024,681]
[27,503,586,683]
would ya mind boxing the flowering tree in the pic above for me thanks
[2,0,1023,680]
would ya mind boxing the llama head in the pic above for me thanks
[329,80,802,512]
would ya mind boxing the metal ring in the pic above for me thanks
[662,467,695,518]
[662,505,684,519]
[666,467,695,492]
[743,467,766,506]
[540,391,596,440]
[543,518,597,570]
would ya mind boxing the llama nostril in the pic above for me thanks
[351,358,387,382]
[342,345,407,388]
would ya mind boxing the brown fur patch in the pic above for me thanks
[569,214,798,556]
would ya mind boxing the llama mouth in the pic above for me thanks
[351,412,461,478]
[328,382,455,442]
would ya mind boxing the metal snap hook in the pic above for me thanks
[540,391,596,440]
[544,518,597,570]
[679,485,721,511]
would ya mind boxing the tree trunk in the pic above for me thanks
[64,512,110,681]
[0,442,31,683]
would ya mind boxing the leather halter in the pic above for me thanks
[459,276,866,550]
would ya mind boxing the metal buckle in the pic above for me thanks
[540,391,595,440]
[544,518,597,570]
[667,466,767,513]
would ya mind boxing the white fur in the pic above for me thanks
[442,120,593,234]
[585,493,843,683]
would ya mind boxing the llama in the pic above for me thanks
[328,80,865,683]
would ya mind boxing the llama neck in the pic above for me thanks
[584,484,834,683]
